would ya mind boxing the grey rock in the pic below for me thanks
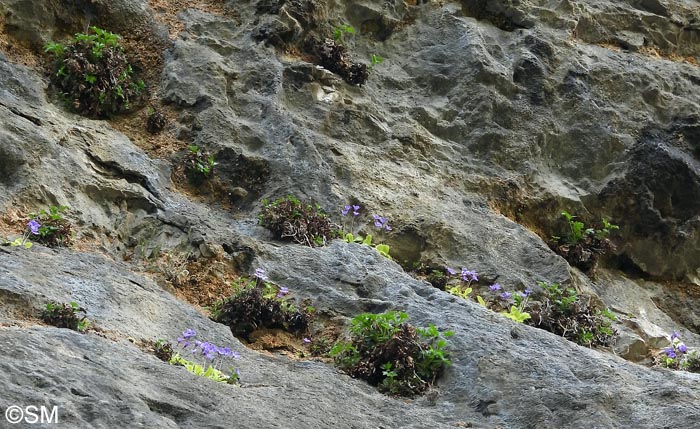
[1,0,700,427]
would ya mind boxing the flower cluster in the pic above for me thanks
[177,329,241,361]
[461,268,478,283]
[372,215,392,231]
[171,329,241,383]
[254,268,269,282]
[338,204,392,259]
[341,205,360,217]
[445,267,478,299]
[659,331,700,372]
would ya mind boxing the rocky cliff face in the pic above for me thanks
[1,0,700,428]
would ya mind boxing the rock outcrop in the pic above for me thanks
[1,0,700,427]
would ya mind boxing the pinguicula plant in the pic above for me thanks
[212,268,313,339]
[657,331,700,372]
[41,301,90,332]
[339,204,392,259]
[7,219,38,248]
[169,329,241,384]
[445,267,477,299]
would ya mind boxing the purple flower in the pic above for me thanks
[373,215,385,228]
[523,289,532,296]
[217,347,232,357]
[303,337,311,344]
[27,220,40,235]
[670,331,680,341]
[664,347,676,358]
[352,205,360,216]
[489,283,501,291]
[276,286,289,298]
[461,268,478,282]
[500,292,512,300]
[232,351,241,359]
[341,205,351,216]
[385,224,392,231]
[254,268,268,281]
[235,369,240,375]
[446,267,457,276]
[182,329,196,339]
[678,344,688,353]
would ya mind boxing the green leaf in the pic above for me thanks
[476,295,486,307]
[362,234,373,246]
[375,243,391,258]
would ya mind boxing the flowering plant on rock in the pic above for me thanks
[168,329,241,384]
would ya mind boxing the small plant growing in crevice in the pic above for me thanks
[442,265,615,346]
[333,24,355,43]
[24,206,72,247]
[529,282,617,347]
[446,267,477,300]
[212,268,313,340]
[306,23,378,86]
[339,204,392,259]
[330,310,454,397]
[550,210,619,274]
[168,329,241,384]
[184,145,217,186]
[368,54,383,72]
[41,301,90,332]
[152,339,174,362]
[44,26,145,117]
[655,331,700,372]
[259,196,338,247]
[146,107,166,134]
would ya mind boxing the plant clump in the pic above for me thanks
[656,331,700,372]
[212,268,313,340]
[44,26,145,117]
[169,329,241,384]
[441,266,616,347]
[184,145,217,186]
[339,204,392,259]
[146,108,166,134]
[330,310,454,397]
[41,301,90,333]
[259,196,338,247]
[312,37,368,86]
[24,206,72,247]
[152,339,174,362]
[528,282,617,347]
[550,210,619,274]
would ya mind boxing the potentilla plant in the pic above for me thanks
[658,331,700,372]
[169,329,241,384]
